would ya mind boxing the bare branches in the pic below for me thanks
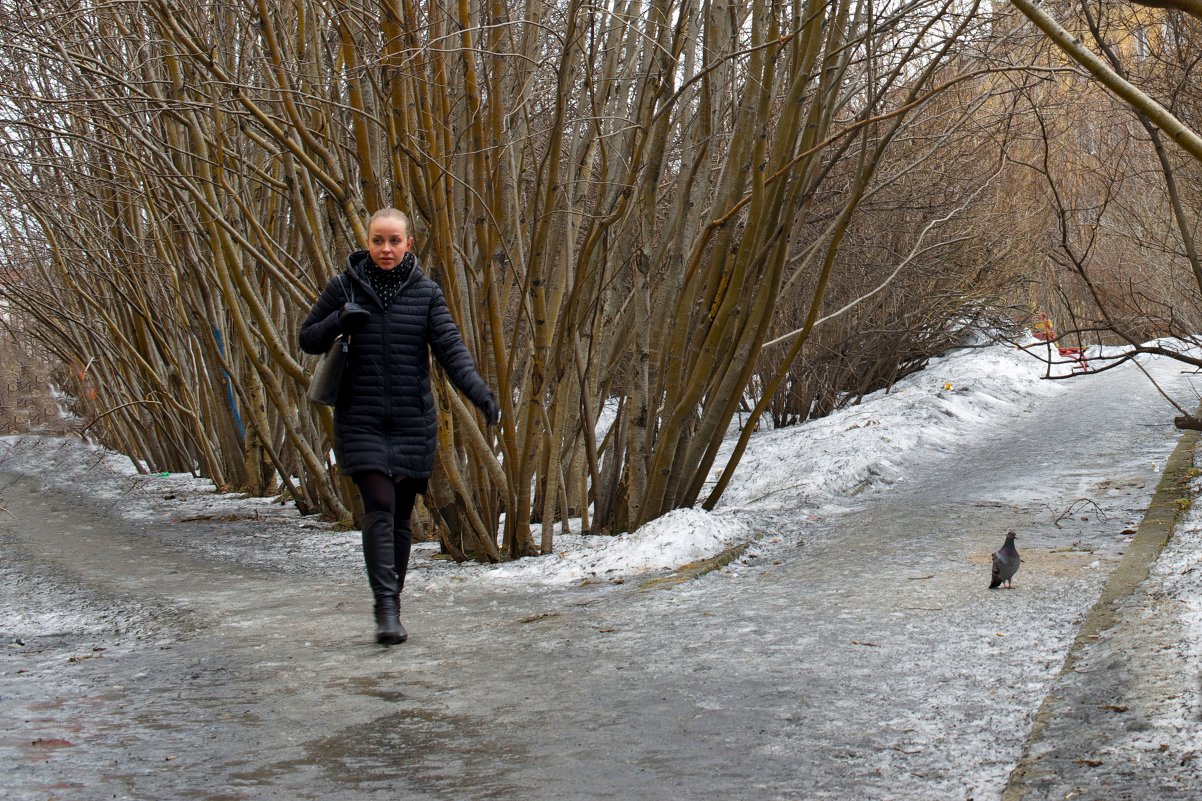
[1009,0,1202,162]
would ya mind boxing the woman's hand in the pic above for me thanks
[481,396,501,427]
[340,302,371,332]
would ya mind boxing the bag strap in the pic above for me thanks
[335,272,355,345]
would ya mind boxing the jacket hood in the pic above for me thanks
[346,249,373,272]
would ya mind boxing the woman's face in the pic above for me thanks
[368,217,412,271]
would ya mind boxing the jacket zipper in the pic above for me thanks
[382,286,394,479]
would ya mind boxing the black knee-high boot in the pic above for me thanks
[393,481,419,595]
[361,511,407,644]
[393,520,413,595]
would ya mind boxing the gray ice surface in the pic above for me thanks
[2,363,1200,800]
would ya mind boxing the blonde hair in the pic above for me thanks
[368,207,411,238]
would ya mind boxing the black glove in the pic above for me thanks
[339,302,371,332]
[481,396,501,427]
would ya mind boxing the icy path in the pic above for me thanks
[1,360,1198,800]
[388,362,1189,801]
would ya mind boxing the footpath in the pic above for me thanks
[1004,426,1202,800]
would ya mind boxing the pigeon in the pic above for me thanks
[989,530,1020,589]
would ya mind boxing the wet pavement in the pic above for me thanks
[2,363,1201,800]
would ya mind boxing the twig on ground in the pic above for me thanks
[1054,498,1107,527]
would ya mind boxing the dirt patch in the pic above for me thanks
[967,548,1120,577]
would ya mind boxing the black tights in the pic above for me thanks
[353,471,419,594]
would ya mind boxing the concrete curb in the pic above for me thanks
[1001,424,1201,800]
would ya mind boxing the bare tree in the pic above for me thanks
[0,0,1034,556]
[995,1,1202,427]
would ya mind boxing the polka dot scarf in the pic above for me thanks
[365,252,414,308]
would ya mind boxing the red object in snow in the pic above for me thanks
[1058,346,1088,372]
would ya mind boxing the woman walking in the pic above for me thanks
[300,209,500,644]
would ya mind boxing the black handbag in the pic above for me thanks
[306,275,353,407]
[307,335,349,406]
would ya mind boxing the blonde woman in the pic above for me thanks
[300,209,499,644]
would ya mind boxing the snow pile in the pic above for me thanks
[715,341,1066,513]
[486,507,751,583]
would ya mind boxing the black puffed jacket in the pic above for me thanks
[299,250,495,479]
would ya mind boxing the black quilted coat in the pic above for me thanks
[299,250,495,479]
